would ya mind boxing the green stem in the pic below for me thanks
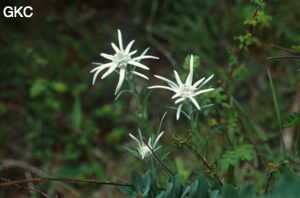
[144,139,175,177]
[184,143,223,186]
[267,69,286,160]
[127,79,148,132]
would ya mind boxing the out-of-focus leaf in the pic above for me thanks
[283,113,300,128]
[30,78,48,98]
[131,171,144,194]
[70,97,82,130]
[116,179,135,196]
[183,55,201,71]
[51,82,68,93]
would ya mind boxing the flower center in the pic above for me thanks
[114,52,131,68]
[179,84,194,98]
[139,145,151,159]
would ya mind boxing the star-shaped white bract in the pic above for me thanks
[148,55,214,120]
[90,29,159,95]
[129,130,164,160]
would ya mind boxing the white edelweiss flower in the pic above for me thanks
[129,130,164,160]
[148,55,215,120]
[90,29,159,95]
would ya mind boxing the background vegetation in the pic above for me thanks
[0,0,299,197]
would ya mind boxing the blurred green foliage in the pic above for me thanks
[0,0,300,197]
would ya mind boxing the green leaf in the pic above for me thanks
[131,171,144,194]
[30,78,48,98]
[189,175,208,198]
[116,179,135,196]
[283,113,300,128]
[156,191,165,198]
[235,144,255,161]
[221,186,239,198]
[267,69,282,129]
[189,180,199,198]
[170,175,181,197]
[70,97,82,130]
[291,45,300,53]
[51,82,68,93]
[164,183,175,198]
[183,55,200,71]
[296,129,300,159]
[221,145,255,171]
[220,152,238,171]
[210,190,220,198]
[181,186,190,198]
[239,185,255,198]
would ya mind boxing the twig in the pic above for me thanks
[266,55,300,60]
[264,172,274,194]
[183,143,223,186]
[0,159,45,176]
[146,35,178,69]
[143,139,175,177]
[0,177,132,188]
[1,177,51,198]
[270,44,298,54]
[0,177,165,191]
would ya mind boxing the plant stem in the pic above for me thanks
[183,143,223,186]
[267,69,286,160]
[0,176,165,190]
[128,79,148,131]
[0,177,130,188]
[144,139,175,177]
[264,172,274,194]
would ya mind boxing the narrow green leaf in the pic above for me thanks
[267,69,282,129]
[116,179,135,196]
[296,128,300,159]
[70,97,82,130]
[221,186,239,198]
[131,171,144,193]
[283,113,300,128]
[267,69,286,159]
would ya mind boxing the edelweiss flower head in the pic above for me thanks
[90,29,159,95]
[129,130,164,160]
[148,55,215,120]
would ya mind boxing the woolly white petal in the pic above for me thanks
[90,63,112,73]
[148,137,152,146]
[132,71,149,80]
[175,97,186,104]
[185,55,194,85]
[111,42,120,53]
[129,133,142,148]
[173,70,183,86]
[171,93,181,99]
[91,66,110,85]
[138,130,144,142]
[132,55,159,61]
[192,77,205,88]
[198,74,214,89]
[100,53,114,60]
[125,40,135,54]
[176,104,183,120]
[194,88,214,96]
[153,131,164,148]
[129,50,137,56]
[189,96,200,110]
[117,29,123,51]
[101,64,118,79]
[128,61,149,70]
[154,75,178,88]
[148,85,176,92]
[141,48,150,56]
[115,68,126,95]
